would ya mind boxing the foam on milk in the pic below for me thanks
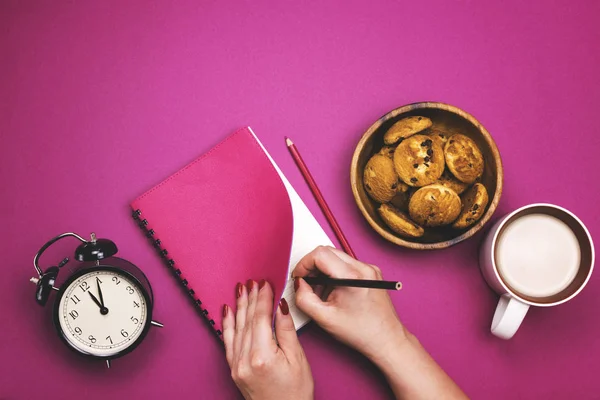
[495,214,580,298]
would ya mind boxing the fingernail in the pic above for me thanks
[236,283,243,298]
[294,277,300,291]
[259,279,266,289]
[222,304,228,317]
[247,279,255,291]
[279,298,289,315]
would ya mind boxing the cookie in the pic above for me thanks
[427,128,449,149]
[408,184,461,227]
[378,145,396,158]
[378,203,424,238]
[436,169,469,195]
[452,183,489,229]
[393,134,445,187]
[363,154,400,203]
[396,178,410,193]
[444,134,484,184]
[388,190,410,211]
[383,116,432,145]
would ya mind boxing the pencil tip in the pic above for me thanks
[285,137,294,146]
[396,282,402,290]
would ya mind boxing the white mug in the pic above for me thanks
[479,203,594,339]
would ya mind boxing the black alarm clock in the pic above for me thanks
[30,232,162,368]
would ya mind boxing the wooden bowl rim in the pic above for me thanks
[350,101,504,250]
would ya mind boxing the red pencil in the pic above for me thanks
[285,137,357,259]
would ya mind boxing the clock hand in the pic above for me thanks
[89,291,102,308]
[89,292,109,315]
[97,279,105,307]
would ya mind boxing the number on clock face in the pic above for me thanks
[57,270,148,357]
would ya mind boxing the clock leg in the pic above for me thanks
[106,360,111,369]
[150,320,164,328]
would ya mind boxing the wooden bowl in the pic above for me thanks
[351,102,503,250]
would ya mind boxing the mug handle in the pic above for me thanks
[491,294,529,339]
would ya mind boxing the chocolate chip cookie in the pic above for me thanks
[444,134,484,184]
[393,134,445,187]
[427,128,449,149]
[378,203,424,238]
[452,183,489,229]
[383,116,432,145]
[436,169,469,195]
[363,154,400,203]
[408,184,461,227]
[388,189,411,211]
[378,145,396,158]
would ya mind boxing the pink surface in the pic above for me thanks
[131,127,294,336]
[1,1,599,399]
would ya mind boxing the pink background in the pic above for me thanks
[1,1,599,399]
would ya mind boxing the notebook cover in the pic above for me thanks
[248,127,335,329]
[130,127,294,338]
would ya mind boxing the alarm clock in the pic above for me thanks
[30,232,162,368]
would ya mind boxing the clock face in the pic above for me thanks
[57,269,149,357]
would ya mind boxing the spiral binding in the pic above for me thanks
[132,209,222,336]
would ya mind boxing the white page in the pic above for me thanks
[248,127,335,329]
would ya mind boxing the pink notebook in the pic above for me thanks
[130,127,333,338]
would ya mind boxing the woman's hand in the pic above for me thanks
[293,246,407,362]
[293,246,467,400]
[222,280,314,400]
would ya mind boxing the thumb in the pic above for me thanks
[294,277,331,325]
[274,298,302,357]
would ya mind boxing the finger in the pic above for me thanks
[274,297,302,358]
[251,280,277,352]
[222,304,235,367]
[294,277,331,324]
[293,246,360,279]
[369,264,383,280]
[327,247,360,264]
[240,280,258,361]
[233,282,247,360]
[327,247,379,277]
